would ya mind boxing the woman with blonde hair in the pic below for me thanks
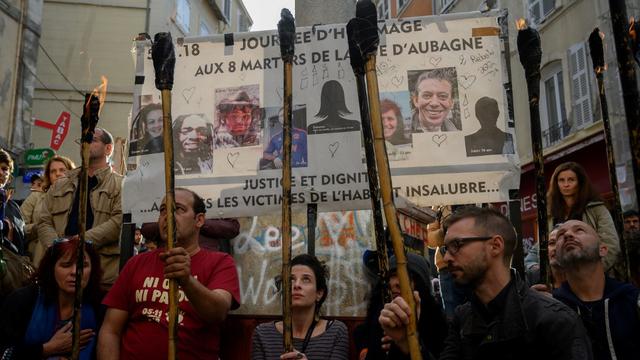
[547,161,620,272]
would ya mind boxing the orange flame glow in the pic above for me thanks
[86,76,108,115]
[516,18,527,31]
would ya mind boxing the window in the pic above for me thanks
[237,10,249,32]
[397,0,409,12]
[223,0,231,21]
[377,0,389,19]
[176,0,191,34]
[568,42,593,129]
[528,0,556,25]
[440,0,455,13]
[200,21,211,36]
[540,62,568,147]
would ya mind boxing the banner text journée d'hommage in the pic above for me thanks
[123,11,519,222]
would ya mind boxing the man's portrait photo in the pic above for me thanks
[129,102,164,156]
[464,96,514,157]
[214,85,261,149]
[408,67,461,133]
[173,113,214,175]
[259,105,308,170]
[307,80,361,135]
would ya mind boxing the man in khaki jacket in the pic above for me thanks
[38,128,123,289]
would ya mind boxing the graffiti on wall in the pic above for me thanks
[231,210,375,317]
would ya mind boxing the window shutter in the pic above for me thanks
[569,43,593,128]
[528,0,542,25]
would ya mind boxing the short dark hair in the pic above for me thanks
[30,174,42,184]
[175,187,206,215]
[624,210,639,219]
[413,68,455,94]
[0,148,14,173]
[35,237,103,307]
[444,206,517,265]
[291,254,329,310]
[96,127,114,145]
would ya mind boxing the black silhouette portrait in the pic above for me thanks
[307,80,361,135]
[464,97,514,157]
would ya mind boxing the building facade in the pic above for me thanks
[376,0,433,19]
[433,0,640,242]
[22,0,251,199]
[0,0,42,160]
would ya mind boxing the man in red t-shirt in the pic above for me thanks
[98,188,240,359]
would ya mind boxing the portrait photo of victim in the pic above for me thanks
[259,105,308,170]
[129,103,164,156]
[172,113,214,175]
[307,80,361,135]
[408,67,461,133]
[214,85,261,149]
[464,96,514,157]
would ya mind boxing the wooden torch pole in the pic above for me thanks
[351,1,421,358]
[278,8,296,353]
[346,19,391,303]
[588,28,630,280]
[151,32,178,360]
[516,21,550,287]
[71,94,99,360]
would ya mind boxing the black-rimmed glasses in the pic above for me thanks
[440,236,493,256]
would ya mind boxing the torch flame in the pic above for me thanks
[516,18,527,31]
[86,76,108,115]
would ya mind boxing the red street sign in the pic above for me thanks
[34,112,70,151]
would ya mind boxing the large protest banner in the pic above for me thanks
[123,10,519,223]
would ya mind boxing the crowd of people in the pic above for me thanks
[1,135,639,359]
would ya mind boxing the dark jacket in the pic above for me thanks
[0,285,104,359]
[392,272,593,359]
[554,277,640,360]
[2,199,26,255]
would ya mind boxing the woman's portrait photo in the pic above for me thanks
[129,102,164,156]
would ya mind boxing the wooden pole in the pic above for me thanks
[151,32,178,360]
[346,20,391,303]
[278,9,295,353]
[350,1,421,358]
[307,204,317,256]
[0,188,8,280]
[588,28,630,279]
[0,189,7,277]
[516,22,549,287]
[71,93,99,359]
[609,1,640,215]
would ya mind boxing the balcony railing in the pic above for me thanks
[542,119,571,147]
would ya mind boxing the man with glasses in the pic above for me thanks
[39,128,123,290]
[214,90,260,149]
[378,206,592,359]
